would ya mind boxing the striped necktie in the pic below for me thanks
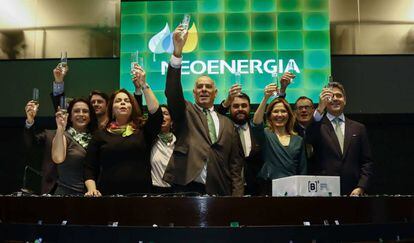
[203,109,217,143]
[333,117,344,153]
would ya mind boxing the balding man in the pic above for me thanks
[163,25,244,196]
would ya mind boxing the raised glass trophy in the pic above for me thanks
[59,51,68,75]
[32,88,39,111]
[181,14,191,39]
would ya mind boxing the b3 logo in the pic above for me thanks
[308,180,319,192]
[308,180,328,192]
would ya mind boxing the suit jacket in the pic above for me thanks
[23,125,57,194]
[163,65,244,196]
[294,122,306,138]
[216,102,263,195]
[306,115,374,195]
[294,121,317,171]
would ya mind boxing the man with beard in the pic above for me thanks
[306,82,374,196]
[217,92,261,195]
[162,25,244,196]
[216,74,293,195]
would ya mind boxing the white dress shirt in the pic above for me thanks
[313,110,345,135]
[326,112,345,136]
[236,123,252,157]
[150,135,176,188]
[170,55,219,185]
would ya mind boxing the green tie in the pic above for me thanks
[333,117,344,153]
[204,109,217,143]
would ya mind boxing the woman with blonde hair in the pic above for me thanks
[252,84,307,195]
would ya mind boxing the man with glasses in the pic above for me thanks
[294,96,316,137]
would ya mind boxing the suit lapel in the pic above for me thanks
[216,113,225,143]
[322,117,342,156]
[248,124,256,155]
[342,118,352,158]
[192,103,212,143]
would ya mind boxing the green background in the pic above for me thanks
[120,0,331,104]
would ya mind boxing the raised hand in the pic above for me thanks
[131,63,146,89]
[25,100,39,124]
[53,63,68,82]
[264,83,278,99]
[172,25,188,58]
[316,87,333,113]
[222,84,242,108]
[55,108,68,131]
[279,72,295,93]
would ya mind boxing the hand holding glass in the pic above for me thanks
[324,76,334,102]
[234,71,242,95]
[285,60,295,84]
[59,51,68,75]
[271,72,279,98]
[130,51,143,74]
[181,14,191,38]
[59,96,69,115]
[32,88,39,111]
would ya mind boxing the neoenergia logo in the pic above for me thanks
[147,22,300,76]
[148,23,198,54]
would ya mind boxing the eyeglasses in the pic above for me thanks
[297,105,313,111]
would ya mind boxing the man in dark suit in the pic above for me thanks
[293,96,317,170]
[306,82,374,196]
[163,25,244,196]
[216,92,262,195]
[24,100,57,194]
[294,96,315,137]
[216,73,293,195]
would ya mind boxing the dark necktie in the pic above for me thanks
[238,126,247,156]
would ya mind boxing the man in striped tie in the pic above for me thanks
[163,25,244,196]
[307,82,374,196]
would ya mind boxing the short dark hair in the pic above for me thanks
[294,96,314,109]
[327,82,346,99]
[234,92,251,104]
[160,104,169,110]
[88,90,109,103]
[67,98,98,132]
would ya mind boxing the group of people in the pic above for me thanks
[24,25,374,197]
